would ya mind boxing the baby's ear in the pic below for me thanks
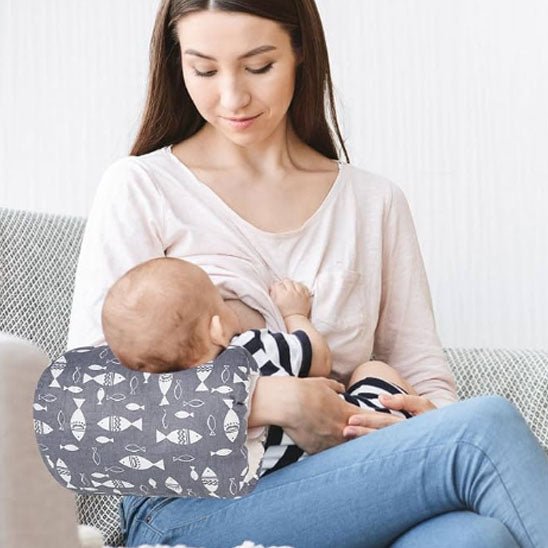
[209,314,226,346]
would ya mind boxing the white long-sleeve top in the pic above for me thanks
[67,144,457,408]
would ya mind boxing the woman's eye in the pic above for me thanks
[193,63,274,78]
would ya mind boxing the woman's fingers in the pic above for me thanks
[349,410,403,427]
[379,393,437,415]
[327,378,346,393]
[342,425,377,439]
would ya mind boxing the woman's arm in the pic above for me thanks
[249,375,365,454]
[67,158,166,348]
[372,183,458,409]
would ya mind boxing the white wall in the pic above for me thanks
[1,0,546,350]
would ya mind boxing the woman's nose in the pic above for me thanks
[218,75,251,112]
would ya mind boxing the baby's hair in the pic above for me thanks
[102,257,215,371]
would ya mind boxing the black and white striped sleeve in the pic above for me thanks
[231,329,312,378]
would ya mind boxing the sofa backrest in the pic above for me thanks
[0,207,85,359]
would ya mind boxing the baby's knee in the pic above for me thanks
[350,360,417,395]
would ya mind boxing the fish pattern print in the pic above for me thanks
[33,344,262,499]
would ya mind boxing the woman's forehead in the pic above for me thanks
[175,10,290,54]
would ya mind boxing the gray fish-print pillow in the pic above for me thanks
[33,344,260,498]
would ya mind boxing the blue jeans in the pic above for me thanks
[121,396,548,547]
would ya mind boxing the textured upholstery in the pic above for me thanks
[1,206,547,546]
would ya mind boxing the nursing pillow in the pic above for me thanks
[33,344,262,498]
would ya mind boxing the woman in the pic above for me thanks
[67,1,548,546]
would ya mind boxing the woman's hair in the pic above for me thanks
[129,0,349,162]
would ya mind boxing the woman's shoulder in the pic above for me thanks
[343,162,403,204]
[101,145,171,178]
[97,145,191,193]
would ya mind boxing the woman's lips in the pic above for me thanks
[224,113,261,130]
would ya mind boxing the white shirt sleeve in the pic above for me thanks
[66,158,166,349]
[373,183,458,408]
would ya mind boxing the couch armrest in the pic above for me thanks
[0,333,81,547]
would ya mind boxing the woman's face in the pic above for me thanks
[176,10,300,145]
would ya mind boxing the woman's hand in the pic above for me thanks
[280,377,366,454]
[343,394,437,440]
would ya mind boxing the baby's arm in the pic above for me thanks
[270,280,331,378]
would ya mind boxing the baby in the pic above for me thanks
[102,257,413,473]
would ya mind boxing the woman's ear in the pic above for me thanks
[209,314,227,347]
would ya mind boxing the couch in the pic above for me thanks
[1,205,547,547]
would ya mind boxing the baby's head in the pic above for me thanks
[101,257,240,373]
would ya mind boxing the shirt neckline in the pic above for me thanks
[164,144,346,239]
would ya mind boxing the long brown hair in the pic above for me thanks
[130,0,349,163]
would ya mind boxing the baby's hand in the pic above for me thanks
[270,279,312,319]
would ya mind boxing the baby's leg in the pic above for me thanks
[343,361,418,419]
[348,361,417,395]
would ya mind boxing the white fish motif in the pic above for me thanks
[63,385,83,394]
[88,364,107,371]
[158,373,173,406]
[72,366,82,384]
[173,379,183,400]
[140,485,149,495]
[221,364,231,384]
[196,364,213,391]
[96,436,114,444]
[211,385,233,395]
[60,444,79,451]
[45,454,55,468]
[57,409,66,431]
[207,414,216,436]
[80,473,91,486]
[182,399,205,408]
[201,467,219,495]
[229,478,238,496]
[97,387,105,405]
[83,371,126,387]
[33,403,48,412]
[156,428,202,446]
[161,408,168,430]
[106,393,126,402]
[91,472,109,479]
[129,376,138,395]
[143,372,151,384]
[210,448,233,457]
[34,419,53,435]
[125,403,145,411]
[233,371,246,385]
[190,466,199,481]
[148,478,157,488]
[38,393,57,403]
[174,410,194,419]
[56,458,76,489]
[97,416,143,433]
[124,443,146,453]
[165,476,183,495]
[104,465,125,473]
[49,356,67,388]
[91,479,135,489]
[223,399,240,443]
[92,447,101,465]
[172,454,195,463]
[119,455,165,471]
[70,398,86,441]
